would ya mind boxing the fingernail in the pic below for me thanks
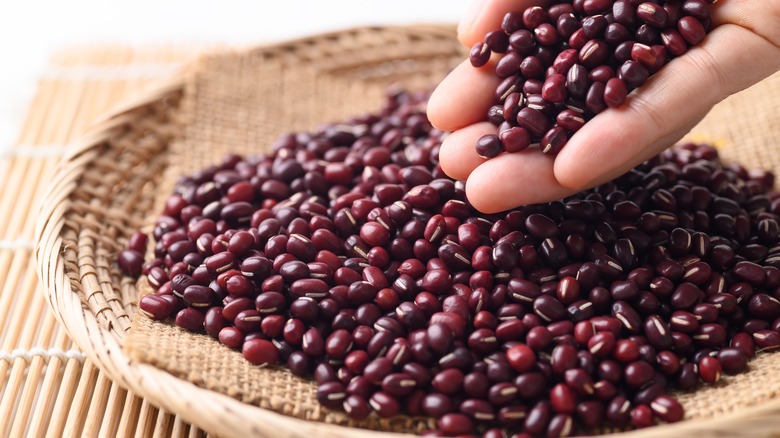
[458,0,487,39]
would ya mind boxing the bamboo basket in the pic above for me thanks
[34,25,780,437]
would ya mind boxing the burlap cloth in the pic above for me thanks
[123,27,780,434]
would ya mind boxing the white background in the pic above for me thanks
[0,0,472,152]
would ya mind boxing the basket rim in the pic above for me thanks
[33,25,780,438]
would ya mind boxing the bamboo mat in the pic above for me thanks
[0,45,211,438]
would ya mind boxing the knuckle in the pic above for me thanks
[628,93,667,134]
[694,47,730,100]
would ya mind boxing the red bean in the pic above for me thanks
[475,134,504,159]
[242,339,279,366]
[650,396,684,423]
[469,42,491,67]
[678,16,706,45]
[550,383,576,414]
[631,404,655,428]
[602,77,627,109]
[120,67,780,437]
[439,413,474,435]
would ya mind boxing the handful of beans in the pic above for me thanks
[469,0,713,158]
[118,84,780,437]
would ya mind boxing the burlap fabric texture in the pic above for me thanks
[36,25,780,437]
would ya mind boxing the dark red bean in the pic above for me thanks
[730,332,756,358]
[562,368,593,398]
[325,329,353,359]
[734,261,767,285]
[506,344,536,373]
[644,315,673,349]
[381,372,417,397]
[588,331,616,358]
[656,350,681,375]
[637,2,669,27]
[298,329,323,357]
[517,107,551,137]
[523,6,550,29]
[534,295,567,322]
[617,60,649,88]
[678,16,705,45]
[624,361,655,388]
[551,344,578,375]
[343,394,370,420]
[500,126,531,153]
[146,266,169,290]
[542,74,568,103]
[606,395,632,426]
[753,330,780,349]
[650,396,684,422]
[175,308,204,332]
[476,134,503,159]
[486,382,517,407]
[118,250,145,277]
[486,29,510,53]
[550,383,576,414]
[525,401,552,436]
[432,368,465,395]
[217,326,243,350]
[287,351,313,377]
[612,301,642,332]
[604,78,627,108]
[458,399,494,424]
[468,328,499,354]
[576,400,605,429]
[661,29,688,55]
[242,339,279,366]
[541,127,569,155]
[587,381,614,404]
[613,339,640,363]
[139,294,175,320]
[556,109,586,132]
[682,0,710,20]
[714,347,747,375]
[203,307,229,338]
[631,404,655,429]
[694,323,727,347]
[422,393,453,418]
[671,282,701,309]
[579,39,610,69]
[470,42,491,67]
[586,81,607,113]
[439,413,474,436]
[317,381,347,409]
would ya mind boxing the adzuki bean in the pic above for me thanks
[122,81,780,436]
[470,0,713,156]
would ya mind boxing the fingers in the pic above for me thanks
[466,151,573,213]
[457,0,548,47]
[437,122,576,213]
[554,24,780,191]
[439,122,494,181]
[712,0,780,47]
[427,59,500,131]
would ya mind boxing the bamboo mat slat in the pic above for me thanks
[0,45,208,438]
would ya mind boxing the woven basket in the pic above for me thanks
[35,25,780,437]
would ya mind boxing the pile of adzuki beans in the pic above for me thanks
[118,89,780,437]
[469,0,713,158]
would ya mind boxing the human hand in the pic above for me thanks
[427,0,780,213]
